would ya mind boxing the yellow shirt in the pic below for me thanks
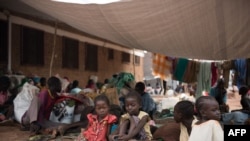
[180,117,198,141]
[121,111,152,139]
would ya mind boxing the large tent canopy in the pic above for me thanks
[1,0,250,60]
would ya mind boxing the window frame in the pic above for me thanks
[85,42,98,72]
[20,26,44,66]
[108,48,114,60]
[62,36,79,69]
[134,55,140,65]
[121,52,130,63]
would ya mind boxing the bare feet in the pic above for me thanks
[51,129,58,138]
[44,128,58,138]
[58,125,66,136]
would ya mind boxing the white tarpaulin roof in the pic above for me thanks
[4,0,250,60]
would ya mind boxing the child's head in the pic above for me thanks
[72,80,79,88]
[135,81,145,95]
[94,94,110,119]
[87,79,94,85]
[39,77,46,87]
[48,76,62,93]
[124,90,142,116]
[239,85,249,96]
[195,96,220,121]
[0,76,11,92]
[174,100,194,123]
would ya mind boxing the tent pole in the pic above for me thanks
[6,11,12,72]
[133,48,136,77]
[49,21,57,77]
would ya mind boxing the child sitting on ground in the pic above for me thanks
[75,94,117,141]
[173,100,197,141]
[188,96,223,141]
[109,91,152,141]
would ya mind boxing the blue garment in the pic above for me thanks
[110,124,118,133]
[234,59,246,89]
[141,92,156,114]
[222,111,250,125]
[70,87,82,94]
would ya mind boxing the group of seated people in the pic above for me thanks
[0,74,157,139]
[1,73,250,141]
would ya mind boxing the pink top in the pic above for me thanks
[38,90,57,122]
[0,91,8,105]
[83,113,117,141]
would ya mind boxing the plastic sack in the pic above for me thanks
[161,97,180,110]
[13,82,39,123]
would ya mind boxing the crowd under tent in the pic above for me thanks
[1,0,250,86]
[1,0,250,61]
[1,0,249,96]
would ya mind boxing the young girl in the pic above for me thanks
[188,96,223,141]
[109,91,152,141]
[76,94,117,141]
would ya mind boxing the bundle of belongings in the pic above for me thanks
[50,96,78,124]
[14,82,40,123]
[153,108,175,125]
[100,72,136,107]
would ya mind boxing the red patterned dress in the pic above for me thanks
[77,113,117,141]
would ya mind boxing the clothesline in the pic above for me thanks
[152,53,250,98]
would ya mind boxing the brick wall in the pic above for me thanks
[9,23,144,88]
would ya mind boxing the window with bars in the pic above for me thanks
[85,42,98,71]
[121,52,130,63]
[108,48,114,60]
[62,37,79,69]
[21,26,44,66]
[0,20,8,64]
[134,55,140,65]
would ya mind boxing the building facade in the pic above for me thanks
[0,12,144,87]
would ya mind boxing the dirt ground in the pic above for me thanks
[0,93,242,141]
[0,122,77,141]
[0,123,31,141]
[0,121,79,141]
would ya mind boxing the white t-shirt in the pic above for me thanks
[188,120,223,141]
